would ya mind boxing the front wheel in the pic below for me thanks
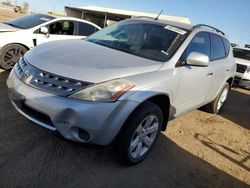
[115,102,163,165]
[0,44,27,70]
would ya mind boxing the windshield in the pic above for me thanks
[5,14,55,29]
[87,21,188,62]
[233,48,250,61]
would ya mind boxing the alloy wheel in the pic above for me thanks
[129,115,159,159]
[3,47,26,69]
[217,87,229,111]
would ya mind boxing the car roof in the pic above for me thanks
[37,13,80,20]
[130,17,193,30]
[33,13,88,22]
[34,13,101,29]
[35,13,57,18]
[129,17,227,39]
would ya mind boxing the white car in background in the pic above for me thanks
[0,13,101,70]
[233,47,250,89]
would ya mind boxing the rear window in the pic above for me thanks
[210,34,226,61]
[233,48,250,61]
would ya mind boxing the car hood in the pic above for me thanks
[234,58,250,67]
[25,40,163,83]
[0,22,18,32]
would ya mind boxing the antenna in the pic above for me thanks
[154,9,164,20]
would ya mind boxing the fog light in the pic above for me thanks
[79,129,90,141]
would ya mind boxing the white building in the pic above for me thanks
[65,6,191,28]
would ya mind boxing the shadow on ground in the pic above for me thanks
[0,71,249,187]
[195,133,250,172]
[220,88,250,130]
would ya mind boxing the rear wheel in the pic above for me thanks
[115,102,163,165]
[0,44,27,70]
[205,83,229,114]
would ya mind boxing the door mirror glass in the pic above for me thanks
[187,52,209,67]
[40,26,49,34]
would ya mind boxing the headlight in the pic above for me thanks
[69,79,134,102]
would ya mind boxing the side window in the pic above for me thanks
[210,34,226,61]
[78,22,98,36]
[222,38,230,56]
[182,32,210,62]
[48,21,75,35]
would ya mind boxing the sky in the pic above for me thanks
[13,0,250,45]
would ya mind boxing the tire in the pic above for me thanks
[115,101,163,165]
[0,44,27,70]
[205,83,230,114]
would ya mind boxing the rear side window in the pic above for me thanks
[222,38,231,56]
[182,32,210,61]
[78,22,98,36]
[210,34,226,61]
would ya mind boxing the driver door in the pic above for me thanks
[174,32,214,115]
[35,20,82,46]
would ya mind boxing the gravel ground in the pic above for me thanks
[0,10,249,188]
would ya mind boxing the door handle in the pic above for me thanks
[207,72,213,76]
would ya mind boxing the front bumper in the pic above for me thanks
[234,76,250,89]
[7,70,139,145]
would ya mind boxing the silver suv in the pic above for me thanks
[7,18,236,165]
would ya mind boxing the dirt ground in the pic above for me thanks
[0,8,24,22]
[0,9,249,188]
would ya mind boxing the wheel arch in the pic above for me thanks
[0,43,30,52]
[226,77,234,88]
[122,94,171,132]
[146,94,171,131]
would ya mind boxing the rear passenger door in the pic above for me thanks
[208,34,230,98]
[175,32,214,114]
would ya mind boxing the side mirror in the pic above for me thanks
[40,26,49,35]
[187,52,209,67]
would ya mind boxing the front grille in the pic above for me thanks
[15,58,92,97]
[236,64,247,73]
[15,57,28,77]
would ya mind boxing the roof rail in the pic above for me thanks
[193,24,225,36]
